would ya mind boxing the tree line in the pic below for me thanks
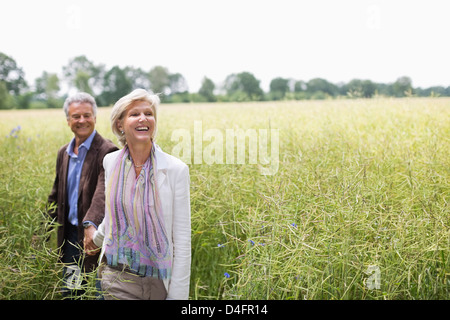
[1,52,449,109]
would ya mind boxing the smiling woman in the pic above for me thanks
[117,101,156,166]
[109,89,159,147]
[91,88,192,300]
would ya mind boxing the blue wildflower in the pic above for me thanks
[291,223,297,228]
[224,272,230,278]
[217,243,225,248]
[8,125,21,138]
[249,240,255,246]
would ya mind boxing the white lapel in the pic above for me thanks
[155,144,168,190]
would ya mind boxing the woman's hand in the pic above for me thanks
[84,225,100,256]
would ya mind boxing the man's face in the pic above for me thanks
[67,102,96,142]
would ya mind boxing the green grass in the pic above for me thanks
[0,98,449,299]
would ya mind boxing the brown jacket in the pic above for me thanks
[47,131,118,271]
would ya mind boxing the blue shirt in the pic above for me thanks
[66,130,96,226]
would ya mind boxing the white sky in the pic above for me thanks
[2,0,449,92]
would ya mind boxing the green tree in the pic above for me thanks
[98,65,132,106]
[0,81,14,109]
[269,77,290,100]
[392,76,413,97]
[374,83,393,97]
[198,77,216,102]
[0,52,28,96]
[63,55,103,95]
[294,80,306,92]
[306,78,338,97]
[168,73,189,95]
[224,72,263,101]
[15,92,33,109]
[148,66,170,95]
[345,79,376,98]
[415,86,449,97]
[124,66,151,90]
[34,71,61,108]
[74,70,92,94]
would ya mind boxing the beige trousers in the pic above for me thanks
[100,265,167,300]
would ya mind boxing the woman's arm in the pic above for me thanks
[166,164,191,300]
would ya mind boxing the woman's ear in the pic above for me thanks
[116,119,123,133]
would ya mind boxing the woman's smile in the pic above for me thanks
[119,100,156,145]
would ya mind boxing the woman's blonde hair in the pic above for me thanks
[110,88,161,146]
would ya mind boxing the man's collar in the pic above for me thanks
[81,129,97,150]
[67,130,97,156]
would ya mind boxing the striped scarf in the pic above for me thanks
[104,144,171,279]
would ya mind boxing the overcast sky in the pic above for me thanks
[2,0,449,92]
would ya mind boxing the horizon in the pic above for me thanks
[2,0,449,92]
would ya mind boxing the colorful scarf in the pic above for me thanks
[104,144,171,279]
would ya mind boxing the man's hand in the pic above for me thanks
[83,225,100,256]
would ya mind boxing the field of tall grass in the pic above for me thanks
[0,97,448,299]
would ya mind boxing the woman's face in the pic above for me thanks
[118,100,155,146]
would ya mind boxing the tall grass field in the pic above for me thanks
[0,98,448,299]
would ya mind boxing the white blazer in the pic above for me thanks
[93,144,191,300]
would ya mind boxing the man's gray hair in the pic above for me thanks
[63,92,98,119]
